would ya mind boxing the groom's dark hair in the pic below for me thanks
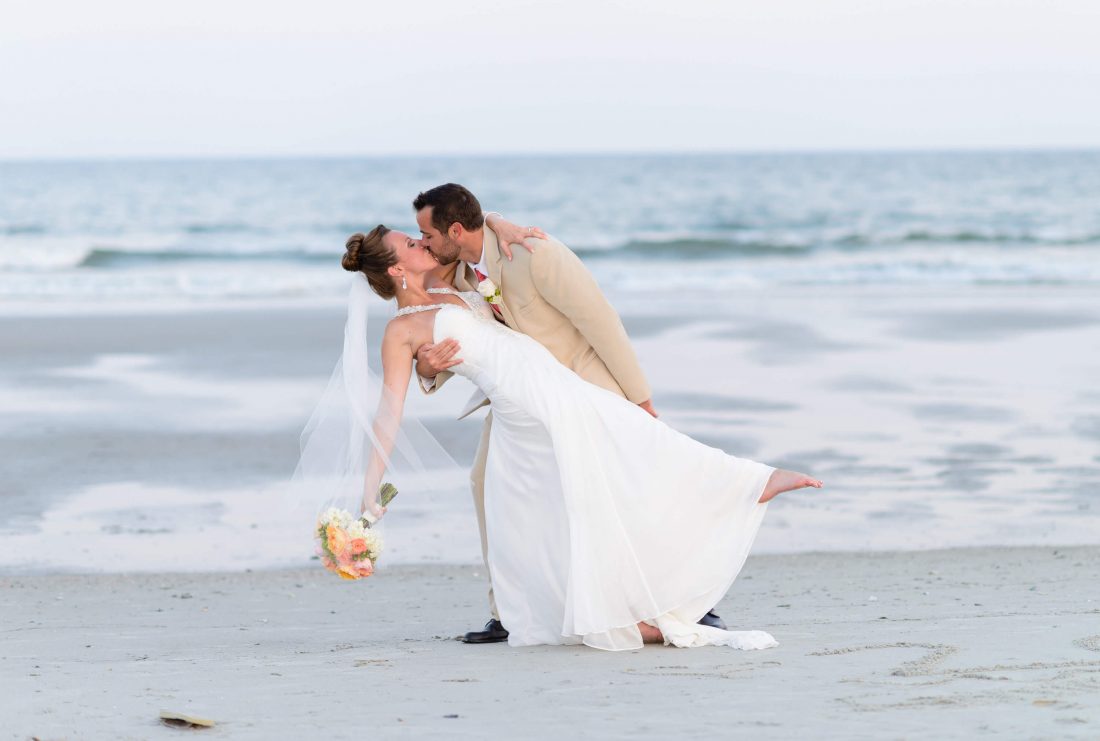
[413,183,484,234]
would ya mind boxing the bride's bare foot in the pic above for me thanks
[638,621,663,644]
[759,469,823,503]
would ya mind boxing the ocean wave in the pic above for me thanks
[0,224,355,271]
[894,229,1100,246]
[182,222,260,235]
[77,247,332,268]
[3,226,1100,274]
[4,245,1100,304]
[2,224,48,235]
[573,228,1100,258]
[0,242,334,271]
[575,237,814,259]
[4,255,1099,305]
[0,238,95,270]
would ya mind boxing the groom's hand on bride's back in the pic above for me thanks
[638,399,658,418]
[416,339,463,379]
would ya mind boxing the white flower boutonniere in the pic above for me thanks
[477,277,502,305]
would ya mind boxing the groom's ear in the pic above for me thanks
[449,223,464,240]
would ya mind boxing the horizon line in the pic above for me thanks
[3,144,1100,164]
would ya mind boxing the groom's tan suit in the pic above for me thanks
[422,228,651,617]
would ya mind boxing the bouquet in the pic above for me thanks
[316,484,397,580]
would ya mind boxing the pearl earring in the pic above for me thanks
[401,275,407,290]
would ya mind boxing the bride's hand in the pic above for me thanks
[485,212,547,261]
[362,499,386,522]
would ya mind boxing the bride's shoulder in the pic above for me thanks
[383,313,419,341]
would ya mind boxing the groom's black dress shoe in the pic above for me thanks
[462,619,509,644]
[697,610,727,630]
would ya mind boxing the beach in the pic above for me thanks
[5,546,1099,739]
[3,152,1100,737]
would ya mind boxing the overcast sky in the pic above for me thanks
[2,0,1099,158]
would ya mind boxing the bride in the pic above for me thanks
[339,220,821,651]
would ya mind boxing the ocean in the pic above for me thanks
[3,150,1100,307]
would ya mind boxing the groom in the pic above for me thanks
[412,183,726,642]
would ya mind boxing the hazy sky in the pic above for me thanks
[3,0,1099,158]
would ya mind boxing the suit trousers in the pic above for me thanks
[470,411,497,618]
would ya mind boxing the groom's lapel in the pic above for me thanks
[483,229,517,328]
[454,263,477,292]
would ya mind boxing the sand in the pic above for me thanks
[4,546,1100,739]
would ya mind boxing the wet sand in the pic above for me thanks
[3,285,1098,570]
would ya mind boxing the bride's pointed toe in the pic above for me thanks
[759,469,822,503]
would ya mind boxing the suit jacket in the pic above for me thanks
[423,228,651,417]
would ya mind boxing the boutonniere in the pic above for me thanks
[477,277,502,305]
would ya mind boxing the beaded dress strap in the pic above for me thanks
[394,287,478,317]
[393,303,450,317]
[428,287,482,311]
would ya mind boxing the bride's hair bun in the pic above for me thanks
[342,225,399,299]
[342,234,365,272]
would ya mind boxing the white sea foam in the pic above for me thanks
[0,237,98,270]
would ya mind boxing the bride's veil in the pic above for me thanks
[286,274,473,564]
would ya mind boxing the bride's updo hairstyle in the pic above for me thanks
[342,225,399,299]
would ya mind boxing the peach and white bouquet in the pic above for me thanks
[315,484,397,580]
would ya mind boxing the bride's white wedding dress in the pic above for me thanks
[404,288,778,651]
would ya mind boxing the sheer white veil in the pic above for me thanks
[288,274,468,553]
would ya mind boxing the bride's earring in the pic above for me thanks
[401,275,407,291]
